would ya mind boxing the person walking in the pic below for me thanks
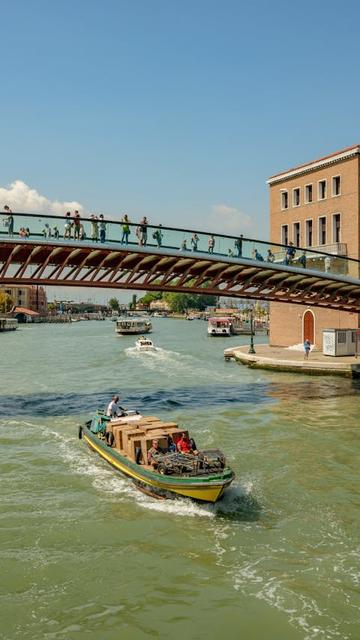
[304,339,311,359]
[121,214,131,244]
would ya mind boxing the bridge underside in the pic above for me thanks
[0,241,360,312]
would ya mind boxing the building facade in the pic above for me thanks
[268,144,360,347]
[0,285,48,314]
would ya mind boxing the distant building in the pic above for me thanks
[268,143,360,346]
[1,285,48,315]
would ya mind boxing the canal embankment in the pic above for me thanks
[224,343,360,378]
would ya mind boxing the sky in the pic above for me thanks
[1,0,360,302]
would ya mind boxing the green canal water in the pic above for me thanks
[0,319,359,640]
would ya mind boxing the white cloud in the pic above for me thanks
[210,203,253,234]
[0,180,85,216]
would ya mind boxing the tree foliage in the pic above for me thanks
[0,291,13,314]
[163,292,217,313]
[108,297,120,312]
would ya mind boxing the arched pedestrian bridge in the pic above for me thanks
[1,212,360,312]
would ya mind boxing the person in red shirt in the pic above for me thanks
[177,433,198,455]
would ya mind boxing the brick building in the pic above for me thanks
[1,285,48,315]
[267,144,360,347]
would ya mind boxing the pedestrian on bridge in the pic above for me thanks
[90,215,99,242]
[208,235,215,254]
[235,235,243,257]
[139,216,148,246]
[121,214,131,244]
[99,215,106,243]
[64,211,72,239]
[3,205,13,237]
[191,233,199,251]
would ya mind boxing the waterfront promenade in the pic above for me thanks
[224,343,360,377]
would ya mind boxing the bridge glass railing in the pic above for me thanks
[0,212,359,281]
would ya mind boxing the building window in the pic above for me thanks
[318,180,327,200]
[293,222,300,247]
[292,188,300,207]
[332,175,341,197]
[281,190,289,210]
[351,331,356,343]
[305,184,313,203]
[319,216,326,245]
[305,219,313,247]
[338,331,346,344]
[281,225,288,245]
[332,213,341,243]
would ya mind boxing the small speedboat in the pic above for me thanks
[79,410,235,502]
[135,336,156,351]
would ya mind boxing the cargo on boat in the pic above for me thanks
[79,411,234,502]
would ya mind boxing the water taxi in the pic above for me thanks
[116,317,152,335]
[79,411,234,502]
[135,336,156,351]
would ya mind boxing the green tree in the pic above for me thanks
[138,291,163,308]
[108,297,120,312]
[0,291,13,314]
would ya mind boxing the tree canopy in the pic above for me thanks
[0,291,13,314]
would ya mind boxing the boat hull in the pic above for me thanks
[82,429,234,503]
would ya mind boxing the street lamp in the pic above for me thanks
[248,306,256,354]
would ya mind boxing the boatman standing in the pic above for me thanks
[106,395,123,418]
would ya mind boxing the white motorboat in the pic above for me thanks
[135,336,156,351]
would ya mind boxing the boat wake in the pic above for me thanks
[124,346,239,382]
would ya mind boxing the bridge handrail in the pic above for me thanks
[1,210,359,265]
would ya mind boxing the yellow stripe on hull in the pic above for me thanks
[83,433,232,503]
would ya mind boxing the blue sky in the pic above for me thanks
[1,0,360,301]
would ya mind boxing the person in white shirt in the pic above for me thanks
[106,395,122,418]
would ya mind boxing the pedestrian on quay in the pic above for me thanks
[235,235,243,257]
[304,339,311,359]
[121,214,131,244]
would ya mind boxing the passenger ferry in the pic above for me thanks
[115,317,152,335]
[207,317,232,337]
[0,317,18,332]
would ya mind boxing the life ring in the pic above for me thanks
[78,425,83,439]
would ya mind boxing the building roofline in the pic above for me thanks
[267,144,360,185]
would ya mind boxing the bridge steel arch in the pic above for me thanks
[1,239,360,312]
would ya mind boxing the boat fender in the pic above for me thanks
[78,425,83,440]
